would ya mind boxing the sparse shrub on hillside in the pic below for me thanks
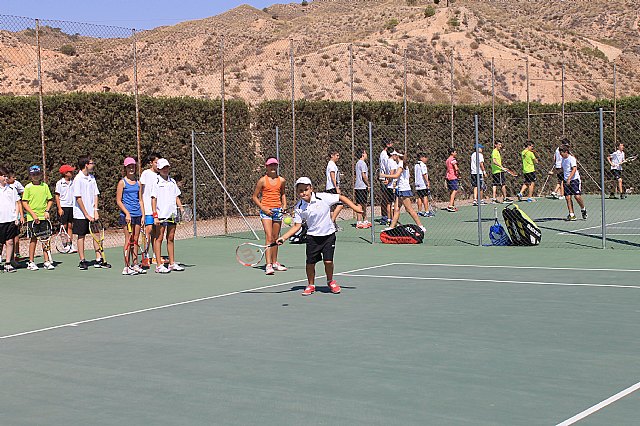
[60,44,76,56]
[448,17,460,28]
[424,6,436,18]
[407,0,418,5]
[301,0,308,6]
[470,41,479,50]
[384,19,399,31]
[581,47,607,61]
[116,75,129,86]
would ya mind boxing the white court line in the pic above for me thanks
[0,263,394,341]
[391,262,640,273]
[557,218,640,235]
[339,274,640,290]
[556,381,640,426]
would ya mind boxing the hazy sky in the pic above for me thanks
[3,0,276,30]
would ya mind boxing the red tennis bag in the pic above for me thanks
[380,224,424,244]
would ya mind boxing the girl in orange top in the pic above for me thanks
[252,157,287,275]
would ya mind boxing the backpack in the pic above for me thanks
[502,204,542,246]
[380,224,424,244]
[489,217,511,246]
[289,222,308,244]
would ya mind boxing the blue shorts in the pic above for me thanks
[144,215,155,226]
[396,190,413,198]
[447,179,459,191]
[260,207,282,221]
[563,179,582,196]
[119,214,142,226]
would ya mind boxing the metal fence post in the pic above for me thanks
[526,58,531,141]
[220,36,228,234]
[132,29,142,175]
[491,57,496,148]
[475,115,482,247]
[275,126,280,176]
[561,62,566,137]
[403,48,408,154]
[35,19,47,181]
[368,122,376,244]
[290,38,296,179]
[350,43,355,203]
[599,108,606,249]
[450,52,455,148]
[191,130,197,238]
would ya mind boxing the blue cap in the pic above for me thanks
[29,165,41,173]
[474,144,484,149]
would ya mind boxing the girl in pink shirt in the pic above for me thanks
[445,148,459,212]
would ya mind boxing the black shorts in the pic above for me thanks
[325,188,343,206]
[0,221,19,244]
[492,172,506,186]
[73,218,90,236]
[59,207,73,225]
[416,188,431,198]
[470,174,485,189]
[611,169,622,180]
[305,233,336,264]
[563,179,582,196]
[380,184,395,203]
[524,172,536,184]
[355,189,369,206]
[556,170,564,183]
[118,214,143,226]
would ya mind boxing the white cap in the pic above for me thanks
[295,177,312,187]
[391,151,404,156]
[157,158,170,169]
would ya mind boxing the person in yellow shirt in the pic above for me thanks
[517,141,539,202]
[21,165,54,270]
[490,142,513,204]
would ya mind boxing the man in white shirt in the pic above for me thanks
[55,164,76,252]
[379,140,394,224]
[470,144,487,206]
[277,177,363,296]
[607,142,626,199]
[73,155,110,270]
[414,153,432,217]
[140,152,161,266]
[0,166,22,272]
[354,148,371,229]
[559,146,587,221]
[325,149,343,231]
[551,139,568,199]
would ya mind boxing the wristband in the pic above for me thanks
[152,212,158,218]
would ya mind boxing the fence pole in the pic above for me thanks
[403,48,408,154]
[35,19,47,182]
[475,115,482,247]
[350,43,355,203]
[450,51,454,148]
[491,57,495,147]
[191,130,197,238]
[561,62,566,137]
[368,122,375,244]
[526,58,531,141]
[290,38,296,179]
[613,63,617,144]
[275,126,280,176]
[599,108,607,249]
[221,36,228,234]
[132,29,142,175]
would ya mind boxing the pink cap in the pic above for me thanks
[265,158,279,166]
[123,157,136,167]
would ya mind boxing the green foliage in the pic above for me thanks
[301,0,308,5]
[59,44,77,56]
[384,18,400,31]
[580,46,608,61]
[448,17,460,28]
[406,0,418,5]
[424,6,436,17]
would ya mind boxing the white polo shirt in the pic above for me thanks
[470,152,484,175]
[325,160,339,190]
[354,159,368,190]
[554,148,563,168]
[0,184,19,223]
[140,168,159,215]
[379,149,389,176]
[55,178,74,207]
[151,175,181,220]
[396,163,411,192]
[414,161,428,190]
[561,155,580,181]
[293,192,340,237]
[386,158,398,189]
[73,172,100,219]
[610,150,625,170]
[10,180,24,197]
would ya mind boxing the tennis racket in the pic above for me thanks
[139,230,152,268]
[162,205,194,225]
[30,219,54,264]
[89,220,106,263]
[236,242,277,267]
[619,155,638,165]
[55,224,73,253]
[124,223,138,271]
[499,165,518,177]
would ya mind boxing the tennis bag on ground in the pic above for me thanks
[489,218,511,246]
[380,224,424,244]
[502,204,542,246]
[288,222,307,244]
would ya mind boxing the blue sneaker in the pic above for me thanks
[417,211,427,217]
[425,211,435,218]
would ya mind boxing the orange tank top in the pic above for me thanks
[261,175,282,209]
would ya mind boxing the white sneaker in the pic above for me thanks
[155,265,171,274]
[122,267,137,276]
[419,226,426,233]
[272,262,288,271]
[265,264,275,275]
[43,261,55,270]
[27,261,39,271]
[133,264,146,274]
[169,263,185,271]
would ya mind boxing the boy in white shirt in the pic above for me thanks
[151,158,185,273]
[325,149,343,231]
[140,153,161,266]
[277,177,363,296]
[73,155,111,270]
[414,153,432,217]
[379,140,394,224]
[7,170,25,262]
[55,164,76,253]
[354,148,371,229]
[470,145,487,206]
[607,142,626,199]
[0,166,23,272]
[559,146,587,221]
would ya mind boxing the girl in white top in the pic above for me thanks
[151,158,185,273]
[380,152,424,231]
[325,149,344,230]
[140,153,161,265]
[607,142,625,198]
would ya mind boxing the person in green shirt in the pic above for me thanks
[490,142,513,204]
[21,165,54,271]
[518,141,539,202]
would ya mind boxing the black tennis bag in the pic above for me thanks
[380,224,424,244]
[502,204,541,246]
[288,222,307,244]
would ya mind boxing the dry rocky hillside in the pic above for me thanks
[1,0,639,105]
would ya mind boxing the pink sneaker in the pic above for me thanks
[272,262,288,271]
[302,285,315,296]
[328,280,341,294]
[265,264,275,275]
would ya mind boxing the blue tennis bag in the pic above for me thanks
[489,217,511,246]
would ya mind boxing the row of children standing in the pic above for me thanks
[0,153,185,274]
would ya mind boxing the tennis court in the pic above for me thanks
[1,237,638,425]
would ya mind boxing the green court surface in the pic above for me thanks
[1,237,639,425]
